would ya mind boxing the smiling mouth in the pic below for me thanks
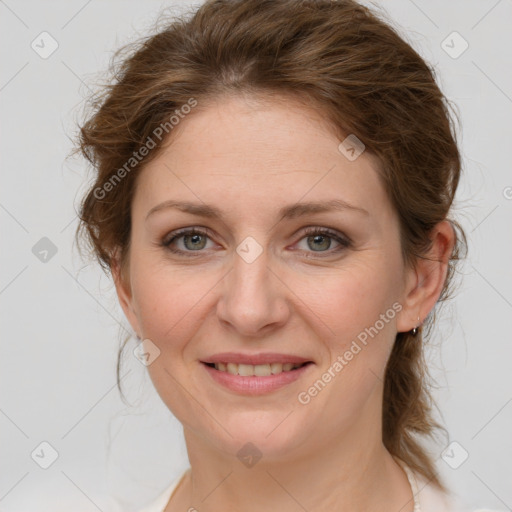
[203,361,312,376]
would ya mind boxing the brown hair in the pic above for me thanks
[73,0,467,491]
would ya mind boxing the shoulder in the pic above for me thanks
[135,469,189,512]
[414,471,505,512]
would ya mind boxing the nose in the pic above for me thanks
[216,247,291,337]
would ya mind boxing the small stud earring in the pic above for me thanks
[411,315,420,336]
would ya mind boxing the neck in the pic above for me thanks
[168,407,414,512]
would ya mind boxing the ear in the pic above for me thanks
[111,246,142,338]
[396,220,455,333]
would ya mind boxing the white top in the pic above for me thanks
[136,464,504,512]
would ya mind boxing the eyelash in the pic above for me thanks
[161,226,351,258]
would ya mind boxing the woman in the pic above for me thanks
[73,0,502,511]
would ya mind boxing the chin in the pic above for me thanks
[207,412,311,463]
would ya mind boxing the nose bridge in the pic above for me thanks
[217,238,289,335]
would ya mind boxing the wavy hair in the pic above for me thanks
[72,0,467,491]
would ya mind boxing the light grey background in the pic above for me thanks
[1,0,511,510]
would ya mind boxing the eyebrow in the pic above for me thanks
[145,199,369,222]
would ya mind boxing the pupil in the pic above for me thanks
[185,234,206,250]
[308,234,330,251]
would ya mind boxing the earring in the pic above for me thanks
[411,315,420,336]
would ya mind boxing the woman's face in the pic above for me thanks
[115,94,419,460]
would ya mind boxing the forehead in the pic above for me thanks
[133,94,390,222]
[153,93,354,173]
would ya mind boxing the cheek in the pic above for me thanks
[300,262,398,338]
[300,260,400,393]
[297,272,399,422]
[130,261,209,349]
[129,264,210,419]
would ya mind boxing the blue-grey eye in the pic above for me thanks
[183,233,208,250]
[307,234,332,251]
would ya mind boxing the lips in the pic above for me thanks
[204,361,310,377]
[202,358,314,395]
[200,352,313,366]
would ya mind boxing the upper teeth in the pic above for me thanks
[214,362,303,376]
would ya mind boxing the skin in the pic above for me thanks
[113,93,455,512]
